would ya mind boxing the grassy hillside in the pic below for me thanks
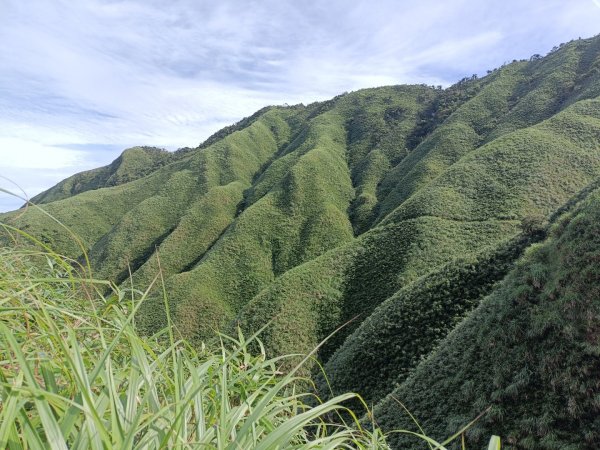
[372,184,600,450]
[30,146,175,205]
[319,230,544,408]
[2,34,600,449]
[0,246,396,449]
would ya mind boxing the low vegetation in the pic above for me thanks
[373,187,600,449]
[2,34,600,449]
[0,229,505,449]
[0,243,392,449]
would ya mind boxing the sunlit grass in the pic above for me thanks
[0,244,393,449]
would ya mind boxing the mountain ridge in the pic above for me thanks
[2,34,600,449]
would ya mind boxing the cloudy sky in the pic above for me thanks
[1,0,599,211]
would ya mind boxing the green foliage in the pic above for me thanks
[236,216,519,373]
[133,109,358,342]
[320,232,542,408]
[2,35,600,450]
[372,187,600,450]
[0,239,502,450]
[196,106,275,149]
[382,98,600,225]
[0,247,393,449]
[406,74,484,150]
[30,146,175,205]
[339,85,436,233]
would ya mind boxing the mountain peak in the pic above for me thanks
[3,35,600,449]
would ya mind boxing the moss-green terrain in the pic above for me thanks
[2,35,600,449]
[373,185,600,450]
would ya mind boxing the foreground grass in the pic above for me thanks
[0,244,504,449]
[0,246,396,449]
[0,199,503,449]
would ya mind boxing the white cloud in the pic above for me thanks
[0,139,86,170]
[0,137,106,210]
[1,0,599,211]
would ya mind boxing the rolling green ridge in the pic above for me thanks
[318,230,545,408]
[29,146,176,204]
[2,35,600,449]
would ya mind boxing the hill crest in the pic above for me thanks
[3,34,600,450]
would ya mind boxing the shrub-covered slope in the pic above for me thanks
[29,146,176,205]
[372,184,600,450]
[319,230,545,408]
[2,35,600,449]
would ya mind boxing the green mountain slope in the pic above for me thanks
[30,146,175,205]
[318,230,544,408]
[2,34,600,449]
[372,184,600,450]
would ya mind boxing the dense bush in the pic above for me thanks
[373,187,600,449]
[321,232,542,407]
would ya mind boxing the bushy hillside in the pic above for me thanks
[319,230,544,408]
[29,146,175,205]
[2,34,600,449]
[0,246,394,449]
[372,185,600,450]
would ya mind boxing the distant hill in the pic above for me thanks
[29,146,175,204]
[2,34,600,449]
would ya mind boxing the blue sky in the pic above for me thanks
[1,0,599,211]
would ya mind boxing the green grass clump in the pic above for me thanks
[0,246,396,449]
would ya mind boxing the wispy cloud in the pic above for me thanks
[1,0,599,211]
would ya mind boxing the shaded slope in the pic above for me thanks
[320,230,544,408]
[372,184,600,450]
[237,216,518,363]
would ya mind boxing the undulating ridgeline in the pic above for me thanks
[2,35,600,449]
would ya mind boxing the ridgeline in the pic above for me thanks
[3,35,600,449]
